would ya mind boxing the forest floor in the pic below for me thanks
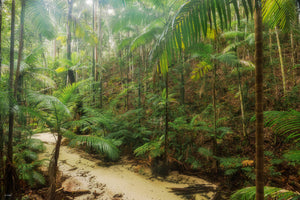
[28,133,217,200]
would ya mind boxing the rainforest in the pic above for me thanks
[0,0,299,199]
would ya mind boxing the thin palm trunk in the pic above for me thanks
[212,62,217,172]
[14,0,26,142]
[180,55,185,105]
[0,0,3,197]
[5,0,16,198]
[254,1,264,199]
[92,0,96,103]
[164,72,169,167]
[269,29,279,100]
[67,0,75,85]
[237,64,247,138]
[290,32,296,86]
[98,5,103,108]
[275,27,286,96]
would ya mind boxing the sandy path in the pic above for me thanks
[32,133,215,200]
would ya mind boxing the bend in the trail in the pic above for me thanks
[33,132,216,200]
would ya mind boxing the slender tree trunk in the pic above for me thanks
[164,72,169,168]
[47,133,62,200]
[269,29,279,100]
[0,0,4,197]
[5,0,16,198]
[180,55,185,105]
[15,0,26,99]
[98,5,103,108]
[254,1,264,199]
[54,39,56,60]
[14,0,26,142]
[138,48,142,110]
[212,62,217,172]
[290,32,296,86]
[237,64,247,138]
[275,27,286,96]
[92,0,96,103]
[67,0,75,85]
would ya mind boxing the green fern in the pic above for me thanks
[264,110,300,142]
[283,150,300,165]
[69,135,119,161]
[134,139,163,158]
[231,186,300,200]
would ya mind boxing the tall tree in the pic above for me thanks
[0,0,3,198]
[5,0,17,198]
[14,0,26,101]
[254,1,264,199]
[67,0,75,85]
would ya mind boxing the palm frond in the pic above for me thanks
[262,0,296,31]
[26,0,56,39]
[58,82,81,104]
[130,22,164,51]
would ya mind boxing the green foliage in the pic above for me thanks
[283,150,300,165]
[68,133,120,161]
[262,0,296,31]
[14,139,46,187]
[26,0,56,39]
[264,110,300,142]
[231,186,300,200]
[219,157,254,180]
[197,147,213,158]
[134,138,163,158]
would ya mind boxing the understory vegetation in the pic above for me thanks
[0,0,299,199]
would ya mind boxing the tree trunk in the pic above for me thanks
[92,0,96,103]
[67,0,75,85]
[237,63,247,138]
[0,0,4,197]
[47,133,62,200]
[5,0,16,198]
[290,32,296,86]
[14,0,26,141]
[180,55,185,105]
[212,62,218,172]
[254,1,264,199]
[164,72,169,167]
[275,27,286,96]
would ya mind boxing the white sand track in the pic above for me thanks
[32,132,215,200]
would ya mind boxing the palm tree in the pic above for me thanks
[150,0,266,198]
[14,0,26,101]
[0,0,4,197]
[254,1,264,199]
[5,0,17,198]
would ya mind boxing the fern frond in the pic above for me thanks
[264,110,300,141]
[70,135,119,161]
[231,186,300,200]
